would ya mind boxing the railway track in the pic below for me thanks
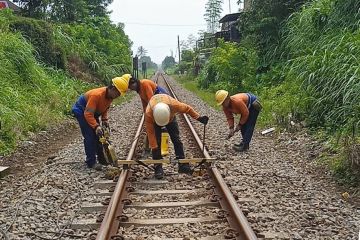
[72,72,257,240]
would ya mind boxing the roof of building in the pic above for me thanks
[0,0,20,11]
[219,13,241,23]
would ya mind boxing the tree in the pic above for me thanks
[87,0,113,18]
[161,56,176,70]
[237,0,309,59]
[139,56,157,70]
[16,0,113,22]
[17,0,49,19]
[137,46,148,58]
[49,0,88,23]
[204,0,223,34]
[180,34,197,50]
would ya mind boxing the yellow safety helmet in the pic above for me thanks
[122,74,132,82]
[112,76,129,95]
[153,102,171,126]
[215,90,229,106]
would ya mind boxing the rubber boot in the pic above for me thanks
[233,143,249,152]
[154,164,164,179]
[178,163,193,175]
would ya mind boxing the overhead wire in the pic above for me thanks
[123,22,206,27]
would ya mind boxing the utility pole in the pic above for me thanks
[177,35,181,63]
[229,0,231,13]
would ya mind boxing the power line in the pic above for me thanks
[123,22,206,27]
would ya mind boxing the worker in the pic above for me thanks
[128,76,169,152]
[128,76,168,111]
[215,90,262,152]
[72,74,130,170]
[145,94,209,179]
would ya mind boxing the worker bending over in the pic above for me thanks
[72,74,130,170]
[215,90,262,152]
[128,76,168,111]
[145,94,209,179]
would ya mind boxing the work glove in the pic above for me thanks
[151,148,162,160]
[235,124,242,133]
[95,125,103,136]
[102,120,109,128]
[226,128,235,140]
[197,116,209,125]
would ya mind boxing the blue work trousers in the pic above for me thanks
[73,111,104,167]
[154,117,185,159]
[240,106,260,145]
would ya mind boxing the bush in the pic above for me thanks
[10,17,66,69]
[197,41,258,94]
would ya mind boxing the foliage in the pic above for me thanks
[137,46,147,58]
[54,16,132,82]
[238,0,309,63]
[174,75,218,109]
[139,56,157,70]
[18,0,113,22]
[0,9,132,155]
[204,0,223,34]
[162,56,176,70]
[9,17,66,69]
[0,29,90,154]
[284,0,360,132]
[197,41,258,94]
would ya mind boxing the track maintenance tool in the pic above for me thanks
[99,127,118,167]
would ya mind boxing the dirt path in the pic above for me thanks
[0,118,80,177]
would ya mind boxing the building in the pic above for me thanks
[215,12,241,43]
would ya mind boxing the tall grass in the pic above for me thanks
[0,30,89,154]
[284,0,360,134]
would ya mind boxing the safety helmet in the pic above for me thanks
[112,76,129,95]
[153,102,171,126]
[122,74,132,82]
[215,90,229,106]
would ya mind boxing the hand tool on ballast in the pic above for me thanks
[99,127,118,167]
[191,123,208,173]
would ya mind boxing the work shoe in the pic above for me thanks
[154,165,164,179]
[90,163,103,171]
[178,163,193,175]
[233,143,249,152]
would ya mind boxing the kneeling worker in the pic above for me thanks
[145,94,209,179]
[72,74,130,170]
[215,90,262,152]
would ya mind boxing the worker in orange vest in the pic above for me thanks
[215,90,262,152]
[145,94,209,179]
[128,76,168,111]
[72,74,130,170]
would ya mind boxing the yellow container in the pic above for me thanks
[161,128,169,156]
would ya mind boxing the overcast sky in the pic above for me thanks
[109,0,242,64]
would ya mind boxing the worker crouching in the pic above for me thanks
[71,74,130,170]
[145,94,209,179]
[215,90,262,152]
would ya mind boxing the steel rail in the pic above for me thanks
[161,74,257,240]
[96,115,145,240]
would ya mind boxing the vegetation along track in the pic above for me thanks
[71,72,257,240]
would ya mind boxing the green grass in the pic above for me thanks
[173,75,219,109]
[0,30,91,155]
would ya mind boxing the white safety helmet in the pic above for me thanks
[153,102,170,126]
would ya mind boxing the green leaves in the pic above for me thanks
[198,41,258,94]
